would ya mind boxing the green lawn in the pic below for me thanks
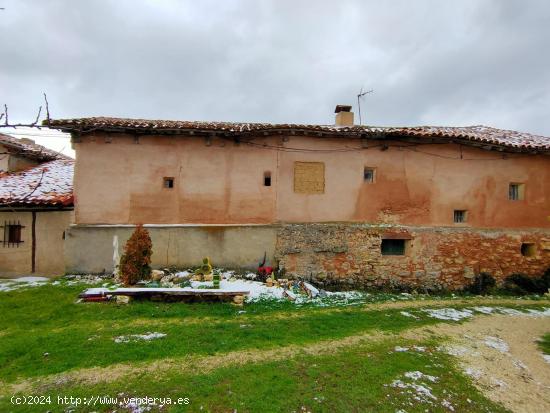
[0,283,545,412]
[539,333,550,355]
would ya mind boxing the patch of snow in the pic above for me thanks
[464,367,482,379]
[13,276,49,282]
[114,332,166,343]
[404,371,438,383]
[483,336,509,353]
[495,307,524,316]
[512,359,528,370]
[120,401,152,413]
[472,306,495,314]
[422,308,473,321]
[439,345,472,357]
[400,311,418,319]
[391,380,437,401]
[0,276,50,292]
[394,346,426,353]
[490,378,507,388]
[523,308,550,317]
[542,354,550,364]
[441,399,455,411]
[174,270,191,277]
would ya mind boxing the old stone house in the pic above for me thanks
[47,107,550,289]
[0,134,74,276]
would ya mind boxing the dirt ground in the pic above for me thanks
[422,315,550,413]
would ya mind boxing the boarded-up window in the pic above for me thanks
[294,162,325,194]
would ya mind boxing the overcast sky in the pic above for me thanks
[1,0,549,157]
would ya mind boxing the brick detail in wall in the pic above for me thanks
[274,224,550,290]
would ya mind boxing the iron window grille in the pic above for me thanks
[2,220,25,247]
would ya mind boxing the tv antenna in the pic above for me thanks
[357,87,373,125]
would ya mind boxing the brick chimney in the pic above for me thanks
[334,105,354,126]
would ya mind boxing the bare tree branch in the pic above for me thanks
[0,94,51,129]
[44,93,50,124]
[31,106,42,126]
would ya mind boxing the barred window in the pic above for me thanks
[453,210,467,223]
[2,221,24,247]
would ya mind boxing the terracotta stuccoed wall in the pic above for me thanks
[73,133,550,228]
[275,224,550,290]
[74,134,277,224]
[0,210,72,277]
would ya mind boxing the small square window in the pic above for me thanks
[520,243,536,257]
[509,183,524,200]
[3,221,24,247]
[381,239,407,256]
[264,171,271,187]
[364,167,375,183]
[454,210,467,223]
[163,177,174,189]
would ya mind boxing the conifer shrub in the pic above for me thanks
[119,224,153,286]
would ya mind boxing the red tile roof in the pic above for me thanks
[46,117,550,152]
[0,133,70,162]
[0,159,74,207]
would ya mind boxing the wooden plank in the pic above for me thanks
[79,288,250,299]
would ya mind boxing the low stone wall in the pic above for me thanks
[64,224,278,274]
[275,224,550,290]
[65,223,550,290]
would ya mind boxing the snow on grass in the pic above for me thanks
[421,308,474,321]
[403,371,438,382]
[543,355,550,364]
[471,306,495,314]
[394,346,426,353]
[400,311,418,319]
[495,307,524,316]
[483,336,509,353]
[113,332,167,343]
[0,276,49,292]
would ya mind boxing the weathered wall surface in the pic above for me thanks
[0,211,33,274]
[64,223,550,290]
[64,224,278,274]
[73,134,277,225]
[0,210,72,277]
[275,224,550,290]
[35,211,73,274]
[73,133,550,228]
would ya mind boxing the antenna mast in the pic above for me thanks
[357,87,373,125]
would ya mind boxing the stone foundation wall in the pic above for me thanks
[275,224,550,290]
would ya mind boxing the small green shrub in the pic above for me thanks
[118,224,153,286]
[464,272,495,295]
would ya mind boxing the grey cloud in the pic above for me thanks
[1,0,549,137]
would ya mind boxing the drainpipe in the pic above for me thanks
[31,211,36,273]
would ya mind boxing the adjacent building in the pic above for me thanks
[47,107,550,289]
[0,134,74,276]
